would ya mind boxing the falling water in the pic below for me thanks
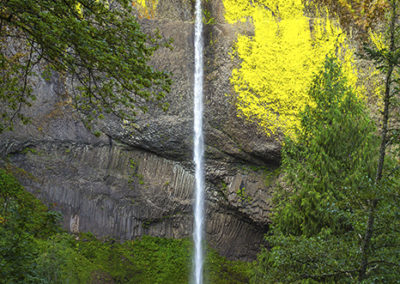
[192,0,205,283]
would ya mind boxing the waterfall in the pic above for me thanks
[192,0,205,283]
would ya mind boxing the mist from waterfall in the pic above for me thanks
[192,0,205,283]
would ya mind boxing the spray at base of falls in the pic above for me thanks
[192,0,205,283]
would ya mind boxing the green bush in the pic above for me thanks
[0,168,60,282]
[0,169,251,283]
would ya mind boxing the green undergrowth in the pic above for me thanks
[0,168,251,283]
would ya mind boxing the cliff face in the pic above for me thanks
[0,0,280,260]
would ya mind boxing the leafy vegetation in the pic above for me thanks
[222,1,400,281]
[2,0,400,283]
[0,0,171,133]
[133,0,159,19]
[252,56,400,283]
[357,0,400,279]
[313,0,388,39]
[223,0,358,138]
[0,168,61,282]
[0,168,251,283]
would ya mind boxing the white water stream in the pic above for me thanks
[192,0,205,283]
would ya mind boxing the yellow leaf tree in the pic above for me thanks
[132,0,158,19]
[224,0,358,138]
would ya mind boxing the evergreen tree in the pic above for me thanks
[275,56,377,238]
[252,56,400,283]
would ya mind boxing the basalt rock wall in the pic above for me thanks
[0,0,280,260]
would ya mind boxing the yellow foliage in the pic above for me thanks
[75,2,83,17]
[223,0,254,23]
[369,30,388,51]
[338,0,353,12]
[74,0,109,17]
[224,0,359,138]
[132,0,158,19]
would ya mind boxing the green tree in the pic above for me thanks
[252,56,400,283]
[0,169,60,282]
[274,56,378,238]
[358,0,400,280]
[0,0,171,133]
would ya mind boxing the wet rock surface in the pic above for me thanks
[0,0,280,260]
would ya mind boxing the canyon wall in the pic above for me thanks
[0,0,280,260]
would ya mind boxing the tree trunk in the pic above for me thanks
[358,1,397,281]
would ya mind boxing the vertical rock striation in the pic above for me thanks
[0,0,280,260]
